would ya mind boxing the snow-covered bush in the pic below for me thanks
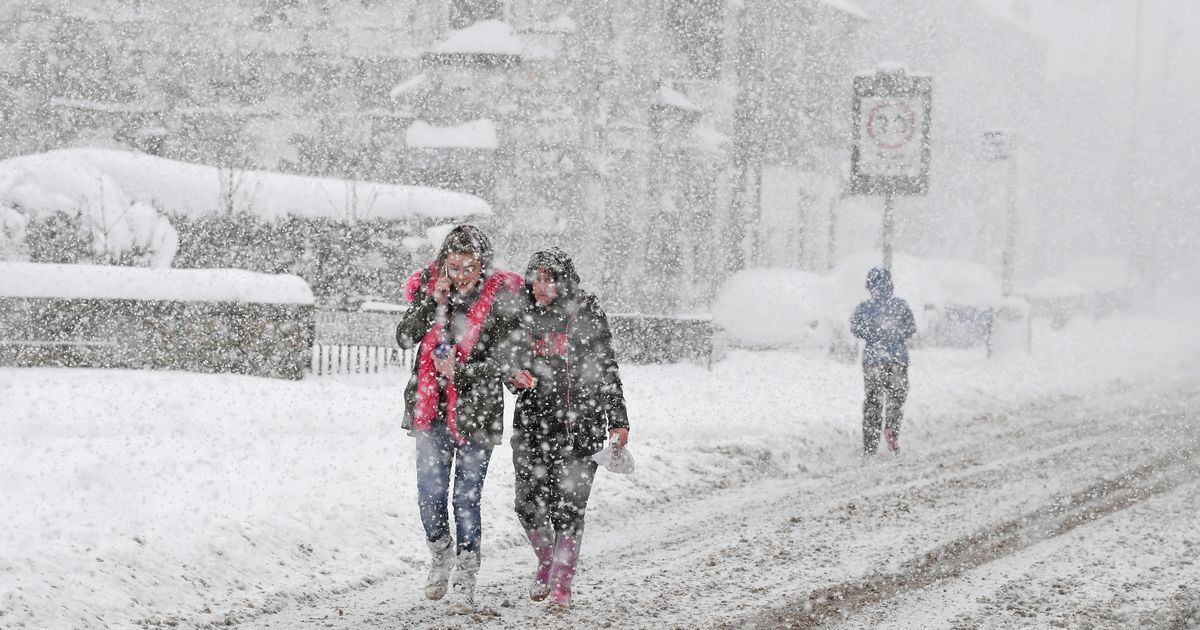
[0,149,488,302]
[0,153,179,266]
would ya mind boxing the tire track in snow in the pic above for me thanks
[746,437,1200,629]
[233,380,1200,630]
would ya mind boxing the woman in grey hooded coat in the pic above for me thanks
[509,247,630,609]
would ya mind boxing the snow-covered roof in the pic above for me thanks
[811,0,869,20]
[431,20,523,57]
[0,149,491,222]
[406,119,499,150]
[656,86,703,113]
[0,262,314,305]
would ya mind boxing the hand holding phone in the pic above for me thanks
[432,266,452,305]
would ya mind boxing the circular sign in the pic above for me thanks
[866,101,917,150]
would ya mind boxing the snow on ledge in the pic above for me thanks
[526,14,577,34]
[7,149,491,221]
[431,20,523,56]
[656,86,703,112]
[406,119,499,150]
[0,262,315,305]
[388,73,427,99]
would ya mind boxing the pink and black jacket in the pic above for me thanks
[514,248,629,455]
[396,263,526,446]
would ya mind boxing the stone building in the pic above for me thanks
[0,0,869,313]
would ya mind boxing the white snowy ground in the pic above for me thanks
[2,315,1199,629]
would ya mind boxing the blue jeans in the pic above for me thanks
[414,422,494,554]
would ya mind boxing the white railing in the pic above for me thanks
[310,343,413,376]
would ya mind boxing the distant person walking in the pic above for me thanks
[850,267,916,454]
[395,225,526,614]
[508,247,630,609]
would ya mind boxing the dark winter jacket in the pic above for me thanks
[515,248,630,455]
[850,267,917,366]
[396,267,527,446]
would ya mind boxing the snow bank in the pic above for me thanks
[6,149,491,223]
[0,261,314,305]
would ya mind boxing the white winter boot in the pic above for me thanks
[446,550,480,614]
[424,535,455,600]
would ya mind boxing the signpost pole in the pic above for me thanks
[882,190,895,271]
[1001,155,1017,296]
[982,129,1017,297]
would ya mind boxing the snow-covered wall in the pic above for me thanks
[0,262,315,305]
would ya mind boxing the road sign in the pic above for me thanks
[850,68,932,196]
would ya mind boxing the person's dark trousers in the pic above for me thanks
[512,436,599,536]
[415,421,494,554]
[862,362,910,453]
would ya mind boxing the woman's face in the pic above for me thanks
[444,252,483,293]
[531,267,558,306]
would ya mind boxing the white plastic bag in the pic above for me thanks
[591,435,635,474]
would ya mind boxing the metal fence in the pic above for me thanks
[311,309,411,376]
[310,309,717,376]
[310,343,412,376]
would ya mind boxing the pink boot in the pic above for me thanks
[885,428,900,453]
[525,528,555,601]
[548,533,581,609]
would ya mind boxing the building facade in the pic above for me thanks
[0,0,868,312]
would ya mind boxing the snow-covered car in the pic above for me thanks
[712,268,842,351]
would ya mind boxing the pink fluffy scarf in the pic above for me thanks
[404,263,524,443]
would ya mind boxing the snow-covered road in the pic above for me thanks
[4,316,1200,629]
[240,374,1200,630]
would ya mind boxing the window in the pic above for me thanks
[666,0,724,80]
[449,0,505,29]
